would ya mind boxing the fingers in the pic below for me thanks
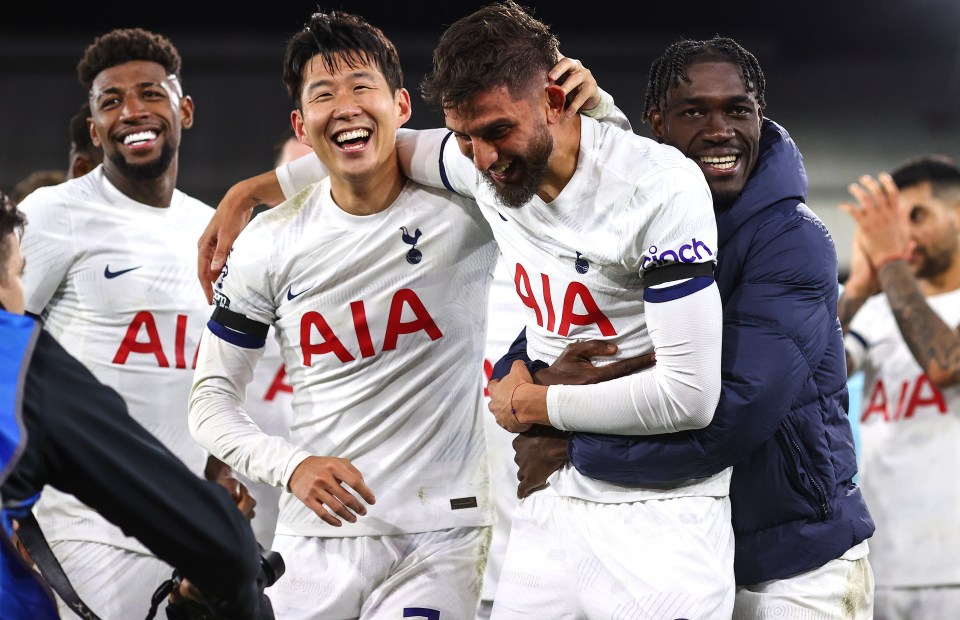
[198,234,216,305]
[290,457,376,527]
[547,55,579,82]
[598,352,657,381]
[564,339,618,360]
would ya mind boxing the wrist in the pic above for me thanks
[875,253,910,272]
[513,383,549,425]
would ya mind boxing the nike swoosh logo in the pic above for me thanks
[287,285,307,301]
[104,265,142,279]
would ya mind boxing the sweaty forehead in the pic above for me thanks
[91,60,175,95]
[669,61,753,102]
[444,84,531,131]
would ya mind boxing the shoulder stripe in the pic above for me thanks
[641,261,715,288]
[438,132,456,194]
[643,275,713,304]
[847,329,869,351]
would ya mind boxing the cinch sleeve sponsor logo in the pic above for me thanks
[641,238,713,271]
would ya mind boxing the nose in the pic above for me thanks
[333,93,362,121]
[120,95,149,120]
[702,112,735,143]
[471,138,499,172]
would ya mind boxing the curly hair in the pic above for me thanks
[643,36,765,123]
[283,10,403,108]
[77,28,182,90]
[0,193,27,284]
[420,1,559,113]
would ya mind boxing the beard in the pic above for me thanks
[915,243,957,280]
[482,120,552,209]
[108,138,177,182]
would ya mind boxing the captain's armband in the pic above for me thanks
[208,306,269,349]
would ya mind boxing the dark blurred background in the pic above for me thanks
[2,0,959,275]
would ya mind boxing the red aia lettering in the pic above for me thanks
[860,375,948,423]
[513,263,615,337]
[300,289,443,366]
[113,312,195,368]
[263,365,293,401]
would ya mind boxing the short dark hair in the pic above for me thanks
[69,102,98,155]
[643,36,766,123]
[420,1,559,113]
[282,10,403,108]
[77,28,182,90]
[891,155,960,199]
[11,170,66,205]
[0,193,27,284]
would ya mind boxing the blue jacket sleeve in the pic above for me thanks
[570,210,838,483]
[490,328,548,381]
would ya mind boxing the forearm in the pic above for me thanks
[879,259,960,387]
[838,290,870,334]
[225,170,285,215]
[190,331,310,488]
[534,282,722,434]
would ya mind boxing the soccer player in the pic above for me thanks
[188,12,499,618]
[840,156,960,618]
[197,4,733,617]
[500,36,876,619]
[67,101,103,180]
[16,28,250,616]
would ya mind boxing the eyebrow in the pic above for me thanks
[94,81,165,97]
[446,117,514,136]
[675,94,755,106]
[304,71,377,93]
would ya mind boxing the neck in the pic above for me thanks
[103,158,178,209]
[537,114,581,204]
[328,154,405,216]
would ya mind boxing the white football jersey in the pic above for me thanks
[480,260,528,602]
[191,178,498,538]
[19,166,211,551]
[278,118,730,504]
[847,289,960,587]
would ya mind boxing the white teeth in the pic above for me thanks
[700,155,737,170]
[490,160,512,174]
[123,130,157,145]
[335,129,370,144]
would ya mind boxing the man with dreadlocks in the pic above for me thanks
[503,36,876,618]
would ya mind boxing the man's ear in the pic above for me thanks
[179,95,195,130]
[648,107,665,143]
[396,87,412,128]
[291,109,311,147]
[87,116,101,148]
[544,84,567,124]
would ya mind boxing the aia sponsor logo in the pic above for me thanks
[861,375,948,423]
[641,238,713,271]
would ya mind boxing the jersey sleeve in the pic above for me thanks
[189,328,311,489]
[17,191,77,314]
[190,230,310,488]
[545,165,722,435]
[844,297,874,375]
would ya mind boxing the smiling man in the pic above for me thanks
[14,29,249,617]
[502,36,875,619]
[188,12,500,618]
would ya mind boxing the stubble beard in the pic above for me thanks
[484,121,553,209]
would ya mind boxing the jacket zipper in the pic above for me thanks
[783,422,829,519]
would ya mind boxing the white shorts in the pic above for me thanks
[269,526,491,619]
[734,543,874,620]
[491,493,735,619]
[874,585,960,619]
[49,540,171,619]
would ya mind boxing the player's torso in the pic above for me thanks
[856,289,960,586]
[234,180,498,535]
